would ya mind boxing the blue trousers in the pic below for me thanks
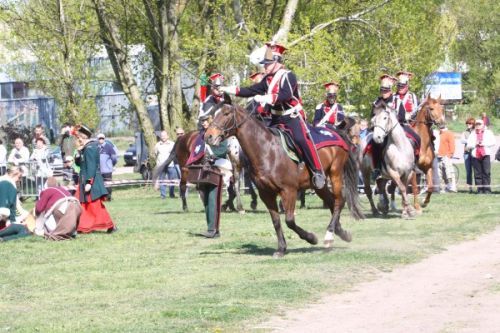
[160,166,180,198]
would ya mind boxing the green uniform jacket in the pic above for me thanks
[0,180,18,222]
[76,140,108,203]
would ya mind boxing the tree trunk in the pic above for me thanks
[93,0,157,166]
[56,0,79,123]
[272,0,298,44]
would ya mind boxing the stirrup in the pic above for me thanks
[312,172,326,189]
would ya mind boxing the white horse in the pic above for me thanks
[370,102,416,218]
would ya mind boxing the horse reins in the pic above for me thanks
[209,103,258,138]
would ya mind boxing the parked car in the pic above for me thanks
[123,144,137,166]
[48,146,64,176]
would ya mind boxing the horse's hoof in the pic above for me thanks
[221,204,228,211]
[238,210,246,215]
[339,230,352,243]
[414,208,423,216]
[324,239,333,248]
[308,233,318,245]
[272,251,285,259]
[250,201,257,210]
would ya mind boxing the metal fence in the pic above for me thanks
[16,161,63,198]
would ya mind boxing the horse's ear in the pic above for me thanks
[338,117,355,131]
[437,94,442,103]
[337,120,347,130]
[223,92,232,105]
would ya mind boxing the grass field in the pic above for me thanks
[1,164,499,332]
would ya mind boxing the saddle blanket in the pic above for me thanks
[186,133,205,165]
[307,124,349,151]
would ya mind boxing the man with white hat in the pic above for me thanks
[220,43,326,189]
[394,71,419,124]
[313,81,345,129]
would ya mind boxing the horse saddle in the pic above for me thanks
[268,126,301,163]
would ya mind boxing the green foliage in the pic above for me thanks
[1,0,101,126]
[447,0,500,115]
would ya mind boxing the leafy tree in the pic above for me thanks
[446,0,499,116]
[0,0,100,126]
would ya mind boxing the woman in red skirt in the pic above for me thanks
[74,125,116,233]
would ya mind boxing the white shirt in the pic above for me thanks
[466,129,496,159]
[155,140,175,167]
[0,145,7,167]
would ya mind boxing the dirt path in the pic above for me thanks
[256,226,500,333]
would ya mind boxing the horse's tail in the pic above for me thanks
[152,139,179,183]
[336,128,365,220]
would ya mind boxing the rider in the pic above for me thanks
[370,74,397,177]
[394,71,419,124]
[199,73,226,123]
[313,81,345,129]
[246,72,272,123]
[220,43,326,189]
[393,71,421,153]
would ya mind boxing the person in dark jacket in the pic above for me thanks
[74,125,116,233]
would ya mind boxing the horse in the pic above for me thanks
[154,130,258,212]
[409,95,445,209]
[368,102,417,218]
[205,104,364,258]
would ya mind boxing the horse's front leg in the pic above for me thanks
[388,171,414,219]
[180,169,189,211]
[376,178,389,215]
[423,167,434,207]
[410,173,422,214]
[362,166,379,215]
[233,168,245,213]
[281,189,318,246]
[260,191,287,258]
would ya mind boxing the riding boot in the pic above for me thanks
[312,171,326,189]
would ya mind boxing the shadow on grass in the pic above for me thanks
[198,243,349,257]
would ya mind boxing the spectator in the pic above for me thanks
[30,137,53,195]
[0,139,7,175]
[97,133,117,201]
[359,119,369,141]
[467,119,495,194]
[74,125,116,233]
[437,124,457,192]
[460,118,476,193]
[62,155,79,193]
[58,123,76,160]
[155,131,178,199]
[32,124,50,147]
[481,112,490,128]
[0,166,32,242]
[8,137,30,176]
[34,177,81,240]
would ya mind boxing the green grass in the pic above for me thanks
[1,164,500,332]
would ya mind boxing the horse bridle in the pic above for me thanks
[373,109,398,137]
[208,103,257,139]
[414,102,440,126]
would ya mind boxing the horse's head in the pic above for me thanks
[338,117,360,146]
[372,107,397,144]
[205,104,238,146]
[419,94,445,127]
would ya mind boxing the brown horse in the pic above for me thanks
[410,95,445,209]
[205,104,364,258]
[154,130,258,212]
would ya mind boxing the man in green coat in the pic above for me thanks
[198,115,228,238]
[75,125,116,233]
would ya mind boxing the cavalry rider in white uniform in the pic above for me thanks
[393,71,421,151]
[393,71,419,124]
[313,81,345,129]
[221,43,326,189]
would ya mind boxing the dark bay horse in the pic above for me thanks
[154,130,258,212]
[205,105,364,258]
[409,95,445,209]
